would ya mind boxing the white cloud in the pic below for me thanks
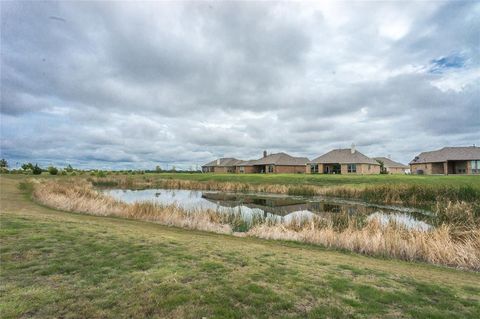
[1,1,479,168]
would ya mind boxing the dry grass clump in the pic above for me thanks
[246,221,480,270]
[31,179,480,270]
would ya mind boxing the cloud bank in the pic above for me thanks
[1,1,479,169]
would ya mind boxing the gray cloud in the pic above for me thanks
[1,1,479,169]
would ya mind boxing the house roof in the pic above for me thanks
[409,146,480,164]
[374,157,408,169]
[239,152,309,166]
[310,149,379,165]
[202,158,244,167]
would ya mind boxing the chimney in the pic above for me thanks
[216,159,220,165]
[351,143,356,154]
[263,150,267,158]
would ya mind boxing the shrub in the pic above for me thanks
[48,166,58,175]
[32,164,42,175]
[96,171,106,178]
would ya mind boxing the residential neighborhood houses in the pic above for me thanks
[374,157,409,174]
[202,146,480,175]
[409,146,480,175]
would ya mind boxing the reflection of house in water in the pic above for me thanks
[201,193,309,216]
[201,192,370,216]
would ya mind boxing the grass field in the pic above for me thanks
[1,175,480,318]
[151,172,480,188]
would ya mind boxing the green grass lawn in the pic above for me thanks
[1,175,480,318]
[147,172,480,188]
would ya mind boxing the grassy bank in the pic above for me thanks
[28,178,480,270]
[1,175,480,318]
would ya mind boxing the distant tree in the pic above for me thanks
[155,165,162,173]
[0,159,8,168]
[377,160,388,174]
[48,166,58,175]
[22,163,34,171]
[32,164,42,175]
[172,165,176,172]
[65,164,74,172]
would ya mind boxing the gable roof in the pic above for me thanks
[310,149,379,165]
[202,158,244,167]
[409,146,480,164]
[239,152,309,166]
[374,157,408,169]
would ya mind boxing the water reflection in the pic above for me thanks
[103,188,432,230]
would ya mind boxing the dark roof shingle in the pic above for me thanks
[374,157,408,169]
[409,147,480,164]
[310,149,379,165]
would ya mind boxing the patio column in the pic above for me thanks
[443,161,448,175]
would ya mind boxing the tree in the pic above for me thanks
[32,164,42,175]
[377,160,388,174]
[155,165,162,173]
[48,166,58,175]
[0,159,8,168]
[65,164,74,172]
[22,163,34,171]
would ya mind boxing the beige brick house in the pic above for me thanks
[307,148,380,174]
[410,146,480,175]
[374,157,408,174]
[236,152,308,174]
[201,158,244,173]
[202,151,308,174]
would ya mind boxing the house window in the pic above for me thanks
[268,165,274,173]
[310,164,318,173]
[368,165,371,171]
[471,161,480,174]
[239,167,245,173]
[347,164,357,173]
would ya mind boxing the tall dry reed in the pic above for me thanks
[31,179,480,270]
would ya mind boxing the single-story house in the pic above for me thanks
[374,157,409,174]
[409,146,480,175]
[201,158,244,173]
[237,152,309,174]
[307,148,380,174]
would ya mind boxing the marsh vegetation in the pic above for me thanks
[30,177,480,270]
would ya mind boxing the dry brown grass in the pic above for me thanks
[31,178,480,270]
[32,179,231,234]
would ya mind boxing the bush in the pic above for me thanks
[32,164,42,175]
[48,166,58,175]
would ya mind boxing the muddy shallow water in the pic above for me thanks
[103,188,433,231]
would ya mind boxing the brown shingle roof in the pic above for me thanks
[374,157,408,169]
[239,152,309,166]
[202,158,244,167]
[253,152,309,165]
[310,149,379,165]
[409,146,480,164]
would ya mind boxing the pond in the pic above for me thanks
[103,188,433,231]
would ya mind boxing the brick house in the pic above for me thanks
[201,158,244,173]
[374,157,408,174]
[237,152,308,174]
[307,148,380,174]
[409,146,480,175]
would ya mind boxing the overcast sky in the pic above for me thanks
[1,1,479,170]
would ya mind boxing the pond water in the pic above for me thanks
[104,188,433,231]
